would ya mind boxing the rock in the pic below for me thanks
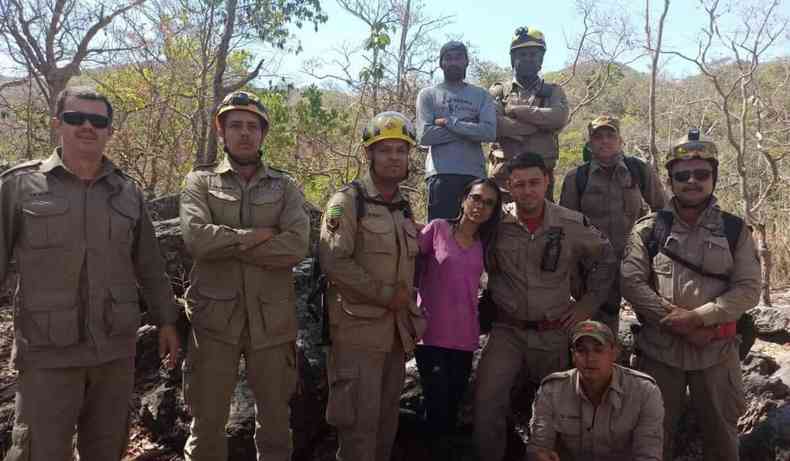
[749,306,790,343]
[738,351,790,460]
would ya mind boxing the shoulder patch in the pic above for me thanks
[539,370,572,386]
[0,160,42,178]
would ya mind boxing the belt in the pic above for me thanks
[715,321,737,339]
[496,311,564,331]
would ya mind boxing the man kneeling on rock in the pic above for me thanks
[527,320,664,461]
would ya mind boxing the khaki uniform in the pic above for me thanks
[621,198,761,461]
[474,201,615,461]
[560,157,666,333]
[318,173,426,461]
[179,157,310,461]
[488,79,568,198]
[0,150,177,461]
[528,365,664,461]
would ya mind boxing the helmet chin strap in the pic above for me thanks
[225,147,263,167]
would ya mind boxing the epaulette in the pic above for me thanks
[621,367,657,385]
[539,370,572,386]
[268,166,292,177]
[557,206,585,225]
[0,160,42,178]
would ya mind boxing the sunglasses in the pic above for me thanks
[467,193,497,209]
[671,169,712,183]
[60,111,111,129]
[224,93,267,113]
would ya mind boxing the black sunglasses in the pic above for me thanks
[672,169,712,183]
[467,193,497,209]
[60,111,111,129]
[226,93,267,112]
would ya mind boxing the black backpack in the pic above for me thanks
[638,210,756,359]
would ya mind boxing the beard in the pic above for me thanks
[514,62,541,82]
[443,66,466,82]
[674,187,712,210]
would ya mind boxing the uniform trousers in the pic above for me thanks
[4,357,134,461]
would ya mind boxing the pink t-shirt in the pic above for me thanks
[417,219,484,351]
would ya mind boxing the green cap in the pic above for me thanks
[571,320,616,346]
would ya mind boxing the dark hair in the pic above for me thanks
[55,86,113,122]
[449,177,503,271]
[505,152,549,177]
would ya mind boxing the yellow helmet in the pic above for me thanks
[361,111,417,148]
[666,128,718,168]
[510,27,546,51]
[215,91,270,128]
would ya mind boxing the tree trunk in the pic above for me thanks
[755,223,772,306]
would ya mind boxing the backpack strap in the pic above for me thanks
[720,211,744,255]
[575,163,591,199]
[623,156,647,195]
[349,180,413,220]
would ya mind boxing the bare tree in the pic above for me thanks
[0,0,144,143]
[644,0,671,173]
[559,0,642,123]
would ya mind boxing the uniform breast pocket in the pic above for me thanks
[360,216,396,255]
[495,237,521,271]
[403,221,418,257]
[109,198,140,244]
[250,184,284,226]
[208,188,241,225]
[21,197,70,249]
[652,252,674,300]
[556,415,582,451]
[702,235,733,276]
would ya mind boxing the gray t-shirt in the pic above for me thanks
[416,82,496,178]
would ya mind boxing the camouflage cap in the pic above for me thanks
[571,320,616,346]
[439,40,468,63]
[588,115,620,136]
[510,27,546,51]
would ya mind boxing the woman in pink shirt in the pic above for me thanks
[415,177,502,451]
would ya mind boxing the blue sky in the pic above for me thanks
[271,0,790,87]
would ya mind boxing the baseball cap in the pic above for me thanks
[588,115,620,136]
[571,320,616,346]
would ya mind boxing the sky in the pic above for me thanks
[266,0,790,88]
[0,0,787,88]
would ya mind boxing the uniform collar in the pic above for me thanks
[511,77,542,93]
[573,364,624,410]
[41,147,119,181]
[502,199,562,235]
[214,154,272,184]
[589,153,626,174]
[668,196,721,230]
[359,172,404,202]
